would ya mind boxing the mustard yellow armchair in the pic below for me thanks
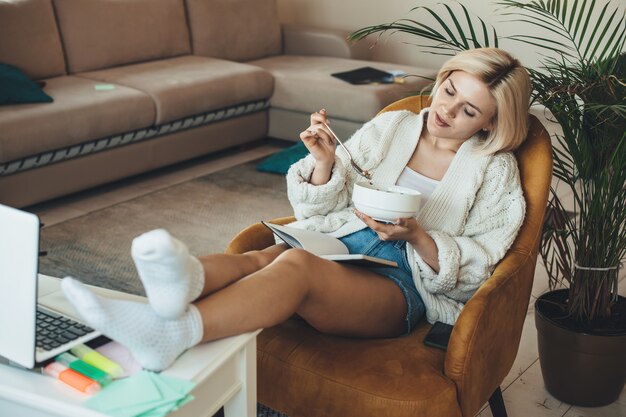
[226,96,552,417]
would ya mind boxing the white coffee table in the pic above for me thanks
[0,275,261,417]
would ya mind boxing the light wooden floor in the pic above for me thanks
[29,130,626,417]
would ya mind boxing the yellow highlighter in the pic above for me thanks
[71,344,124,378]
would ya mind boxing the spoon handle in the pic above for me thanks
[323,123,350,157]
[323,123,371,179]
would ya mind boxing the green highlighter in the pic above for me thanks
[56,352,113,386]
[71,344,124,378]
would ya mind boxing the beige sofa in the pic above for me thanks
[0,0,433,208]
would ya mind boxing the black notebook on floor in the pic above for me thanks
[331,66,395,85]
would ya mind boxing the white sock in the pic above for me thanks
[61,277,204,372]
[131,229,205,319]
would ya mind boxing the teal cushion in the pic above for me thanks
[0,63,53,105]
[257,142,310,174]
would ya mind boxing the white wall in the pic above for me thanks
[277,0,625,71]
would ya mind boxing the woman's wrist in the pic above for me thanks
[309,160,334,185]
[408,227,440,273]
[407,226,425,248]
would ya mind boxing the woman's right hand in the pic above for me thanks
[299,109,337,166]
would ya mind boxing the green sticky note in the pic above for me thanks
[173,394,195,410]
[94,84,115,91]
[84,370,195,417]
[135,402,178,417]
[85,371,161,415]
[150,372,195,397]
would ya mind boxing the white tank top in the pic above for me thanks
[395,166,440,202]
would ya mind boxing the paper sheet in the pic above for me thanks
[84,370,195,417]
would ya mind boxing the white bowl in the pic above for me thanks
[352,181,422,222]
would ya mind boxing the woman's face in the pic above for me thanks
[427,70,497,141]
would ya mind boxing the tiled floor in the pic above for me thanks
[29,135,626,417]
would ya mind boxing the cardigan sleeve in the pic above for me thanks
[413,153,526,297]
[286,112,399,220]
[286,154,351,220]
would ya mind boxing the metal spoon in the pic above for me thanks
[322,122,372,180]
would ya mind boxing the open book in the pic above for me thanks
[262,222,398,267]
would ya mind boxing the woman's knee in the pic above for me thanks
[243,246,285,270]
[273,248,317,269]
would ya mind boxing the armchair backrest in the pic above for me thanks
[379,96,553,416]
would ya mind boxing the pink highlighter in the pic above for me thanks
[43,362,101,395]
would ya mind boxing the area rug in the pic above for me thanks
[39,160,292,295]
[256,141,309,174]
[39,160,292,417]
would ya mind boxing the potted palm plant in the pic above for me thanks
[350,0,626,407]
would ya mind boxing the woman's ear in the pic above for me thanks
[484,117,496,132]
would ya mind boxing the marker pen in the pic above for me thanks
[43,362,100,394]
[56,352,112,386]
[71,344,124,378]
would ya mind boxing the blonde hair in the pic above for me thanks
[431,48,531,154]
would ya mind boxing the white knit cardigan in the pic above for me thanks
[286,109,526,325]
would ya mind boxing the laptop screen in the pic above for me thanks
[0,203,40,368]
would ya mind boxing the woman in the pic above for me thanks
[62,47,531,371]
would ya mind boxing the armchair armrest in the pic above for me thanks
[444,250,537,416]
[282,24,371,59]
[225,216,295,254]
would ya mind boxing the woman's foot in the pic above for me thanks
[61,277,203,371]
[131,229,205,319]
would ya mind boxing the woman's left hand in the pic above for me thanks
[354,209,420,245]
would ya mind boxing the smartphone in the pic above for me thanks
[423,321,454,350]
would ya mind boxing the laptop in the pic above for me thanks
[0,203,102,369]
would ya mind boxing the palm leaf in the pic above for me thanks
[442,4,470,49]
[418,6,466,49]
[498,0,625,64]
[583,1,610,59]
[595,11,625,62]
[349,2,499,55]
[567,0,578,31]
[461,4,481,48]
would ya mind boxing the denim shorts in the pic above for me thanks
[338,228,425,335]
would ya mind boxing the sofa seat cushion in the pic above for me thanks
[0,76,155,164]
[249,56,435,123]
[80,56,274,125]
[258,318,461,417]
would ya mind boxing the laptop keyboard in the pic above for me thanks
[36,308,95,351]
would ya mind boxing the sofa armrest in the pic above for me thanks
[282,24,371,59]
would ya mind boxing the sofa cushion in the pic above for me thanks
[0,0,66,80]
[0,64,53,105]
[0,76,155,163]
[186,0,281,61]
[80,56,274,124]
[249,56,434,123]
[54,0,191,73]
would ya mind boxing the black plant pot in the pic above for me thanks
[535,289,626,407]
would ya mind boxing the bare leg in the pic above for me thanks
[131,228,289,315]
[60,248,408,371]
[196,248,408,341]
[196,244,289,296]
